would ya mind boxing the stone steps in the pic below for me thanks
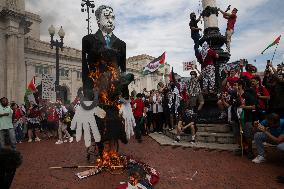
[149,133,239,151]
[197,124,231,133]
[164,123,235,144]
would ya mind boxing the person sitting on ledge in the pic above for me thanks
[252,113,284,163]
[174,105,197,144]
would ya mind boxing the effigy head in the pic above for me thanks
[95,5,115,34]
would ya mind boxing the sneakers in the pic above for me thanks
[252,155,266,163]
[55,140,63,145]
[28,139,33,143]
[35,137,41,142]
[189,140,196,144]
[219,112,227,119]
[174,136,181,143]
[69,137,73,143]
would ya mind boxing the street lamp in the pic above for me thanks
[48,25,65,99]
[81,0,96,34]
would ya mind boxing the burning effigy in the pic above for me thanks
[67,5,159,188]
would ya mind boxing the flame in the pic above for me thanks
[88,62,121,109]
[96,150,125,171]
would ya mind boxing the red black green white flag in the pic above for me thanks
[261,35,281,54]
[142,52,166,75]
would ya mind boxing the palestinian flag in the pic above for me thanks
[142,52,166,75]
[24,76,38,105]
[261,35,281,54]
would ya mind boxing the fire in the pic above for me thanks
[88,62,122,109]
[95,150,125,172]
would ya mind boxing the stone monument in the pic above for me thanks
[197,0,231,122]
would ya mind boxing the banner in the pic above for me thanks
[183,61,196,71]
[42,74,56,102]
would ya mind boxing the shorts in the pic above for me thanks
[47,121,58,131]
[189,94,204,107]
[27,122,40,130]
[183,127,192,134]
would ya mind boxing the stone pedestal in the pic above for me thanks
[197,0,231,123]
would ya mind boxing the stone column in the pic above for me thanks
[5,20,19,101]
[202,0,218,29]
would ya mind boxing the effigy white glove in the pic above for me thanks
[119,101,135,140]
[71,101,106,147]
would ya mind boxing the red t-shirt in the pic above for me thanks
[47,107,59,122]
[241,72,253,79]
[28,108,41,118]
[198,49,217,69]
[254,86,270,109]
[227,76,239,86]
[226,13,237,30]
[14,108,23,120]
[132,99,145,118]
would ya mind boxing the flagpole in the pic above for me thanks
[271,43,279,62]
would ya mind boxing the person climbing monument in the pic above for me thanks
[189,12,202,57]
[218,7,238,53]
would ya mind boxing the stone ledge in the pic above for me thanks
[149,133,238,151]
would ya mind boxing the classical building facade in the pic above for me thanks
[126,54,170,95]
[0,0,170,103]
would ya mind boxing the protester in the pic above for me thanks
[0,148,22,189]
[218,7,238,53]
[47,103,59,138]
[252,113,284,163]
[152,90,163,134]
[237,79,257,159]
[174,105,197,143]
[168,82,181,131]
[159,82,172,131]
[189,12,202,57]
[11,103,24,143]
[0,97,17,150]
[55,101,73,144]
[132,93,145,143]
[26,103,41,142]
[188,67,204,112]
[251,75,270,121]
[266,62,284,118]
[197,42,219,94]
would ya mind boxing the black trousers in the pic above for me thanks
[153,112,163,132]
[134,117,143,140]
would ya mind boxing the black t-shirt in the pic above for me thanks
[242,89,257,122]
[180,109,197,125]
[189,20,199,35]
[228,89,241,122]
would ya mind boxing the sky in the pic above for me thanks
[26,0,284,77]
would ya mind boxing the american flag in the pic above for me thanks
[183,61,195,71]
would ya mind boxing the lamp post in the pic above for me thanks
[81,0,96,34]
[48,25,65,99]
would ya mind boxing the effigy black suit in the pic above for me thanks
[81,30,128,150]
[82,30,126,98]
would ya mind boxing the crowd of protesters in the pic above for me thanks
[1,60,284,167]
[0,98,77,150]
[217,59,284,163]
[130,59,284,165]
